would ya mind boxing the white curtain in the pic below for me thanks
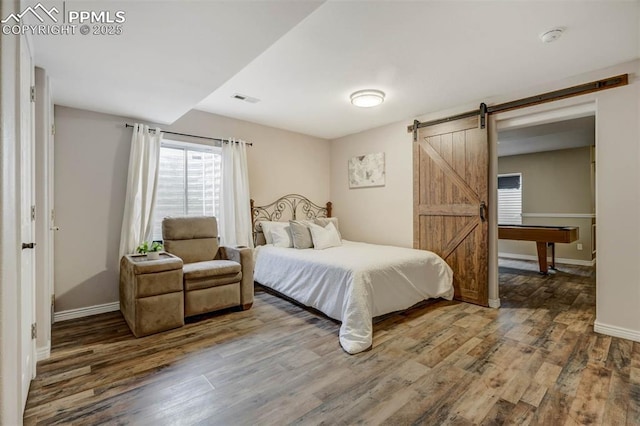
[219,138,253,248]
[118,123,162,259]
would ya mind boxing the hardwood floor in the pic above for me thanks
[25,259,640,425]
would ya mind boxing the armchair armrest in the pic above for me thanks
[219,246,254,309]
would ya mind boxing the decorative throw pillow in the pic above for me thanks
[289,220,314,249]
[259,221,289,245]
[270,225,293,248]
[309,222,342,250]
[314,217,341,240]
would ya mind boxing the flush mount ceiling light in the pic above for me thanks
[539,28,564,43]
[350,89,385,108]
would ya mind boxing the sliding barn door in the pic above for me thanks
[414,115,488,306]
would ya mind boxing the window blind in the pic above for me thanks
[152,142,222,240]
[498,174,522,225]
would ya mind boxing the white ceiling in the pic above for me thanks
[31,1,639,138]
[498,116,595,157]
[196,1,639,139]
[30,0,324,124]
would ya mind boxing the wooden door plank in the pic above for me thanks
[418,204,477,216]
[418,139,479,205]
[444,216,456,263]
[417,115,479,138]
[452,131,466,203]
[441,217,479,261]
[466,129,487,227]
[441,133,454,206]
[474,220,488,303]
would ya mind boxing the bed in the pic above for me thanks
[251,194,454,354]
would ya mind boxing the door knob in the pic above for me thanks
[22,242,36,249]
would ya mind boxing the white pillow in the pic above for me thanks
[259,221,288,245]
[314,217,342,240]
[270,225,293,248]
[309,222,342,250]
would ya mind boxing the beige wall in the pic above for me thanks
[330,59,640,339]
[498,147,594,262]
[167,110,331,207]
[54,106,330,312]
[330,121,413,247]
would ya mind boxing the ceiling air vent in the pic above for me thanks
[232,93,261,104]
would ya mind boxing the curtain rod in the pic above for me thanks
[125,124,253,146]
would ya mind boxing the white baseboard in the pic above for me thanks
[488,298,501,309]
[498,252,595,267]
[36,343,50,361]
[594,320,640,342]
[54,301,120,322]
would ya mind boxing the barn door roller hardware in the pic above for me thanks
[412,120,419,142]
[408,74,628,135]
[479,103,488,129]
[410,108,482,140]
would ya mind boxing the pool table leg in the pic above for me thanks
[536,241,549,274]
[549,243,556,270]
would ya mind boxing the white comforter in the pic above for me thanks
[254,240,454,354]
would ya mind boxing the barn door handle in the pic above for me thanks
[479,202,487,222]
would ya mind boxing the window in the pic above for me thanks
[152,140,222,240]
[498,173,522,225]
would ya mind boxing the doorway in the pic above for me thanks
[489,101,597,307]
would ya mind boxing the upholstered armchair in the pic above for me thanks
[162,216,253,317]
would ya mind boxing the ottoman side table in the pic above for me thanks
[120,253,184,337]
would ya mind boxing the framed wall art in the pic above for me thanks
[348,152,385,188]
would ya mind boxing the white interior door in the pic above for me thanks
[19,34,36,409]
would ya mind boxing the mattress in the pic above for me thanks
[254,240,454,354]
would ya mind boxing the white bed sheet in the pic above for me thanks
[254,240,454,354]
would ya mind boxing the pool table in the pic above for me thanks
[498,224,579,274]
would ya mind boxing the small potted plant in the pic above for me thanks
[136,241,164,260]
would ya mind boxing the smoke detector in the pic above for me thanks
[539,28,564,43]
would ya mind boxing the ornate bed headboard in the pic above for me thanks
[250,194,332,246]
